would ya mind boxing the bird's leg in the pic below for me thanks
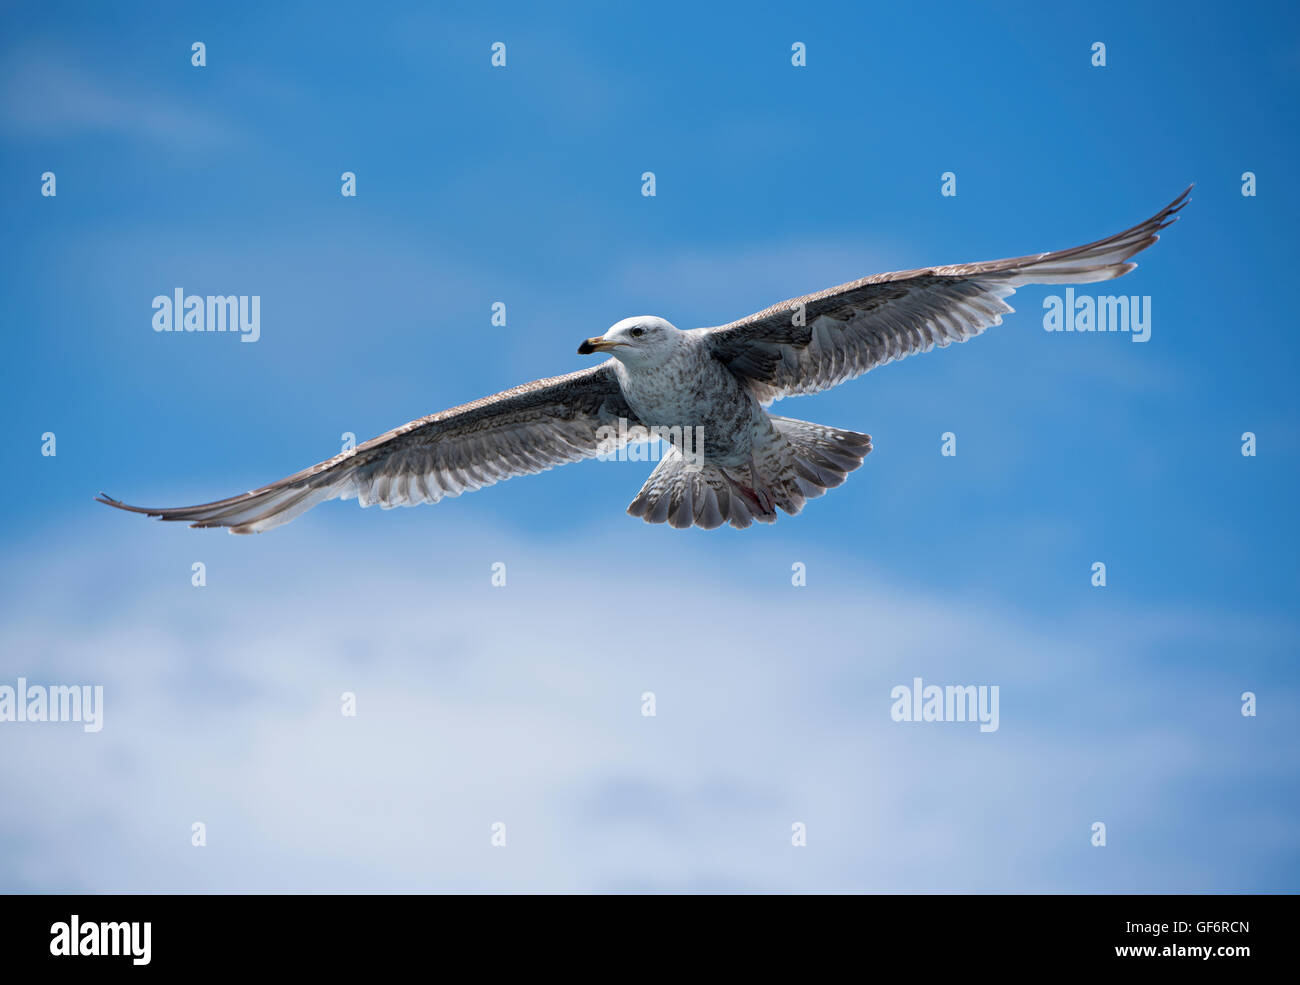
[725,464,775,515]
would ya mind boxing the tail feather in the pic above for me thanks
[627,447,742,529]
[627,416,871,530]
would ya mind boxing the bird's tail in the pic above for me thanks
[627,416,871,530]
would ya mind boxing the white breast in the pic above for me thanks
[613,340,763,465]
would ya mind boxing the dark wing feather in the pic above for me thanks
[703,187,1190,403]
[98,361,640,533]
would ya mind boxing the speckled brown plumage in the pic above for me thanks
[98,188,1188,533]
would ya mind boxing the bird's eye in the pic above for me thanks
[630,327,645,338]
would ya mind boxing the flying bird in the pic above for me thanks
[99,188,1189,533]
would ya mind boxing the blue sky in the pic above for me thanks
[1,1,1297,892]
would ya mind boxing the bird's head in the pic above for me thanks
[578,316,680,367]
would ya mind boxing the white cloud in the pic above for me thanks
[0,515,1289,892]
[0,47,236,147]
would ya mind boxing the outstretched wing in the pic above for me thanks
[98,361,640,533]
[703,187,1190,404]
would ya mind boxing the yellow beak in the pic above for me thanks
[577,336,621,355]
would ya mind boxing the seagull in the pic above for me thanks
[98,187,1189,533]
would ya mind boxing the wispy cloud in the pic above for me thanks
[0,46,236,147]
[0,518,1291,892]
